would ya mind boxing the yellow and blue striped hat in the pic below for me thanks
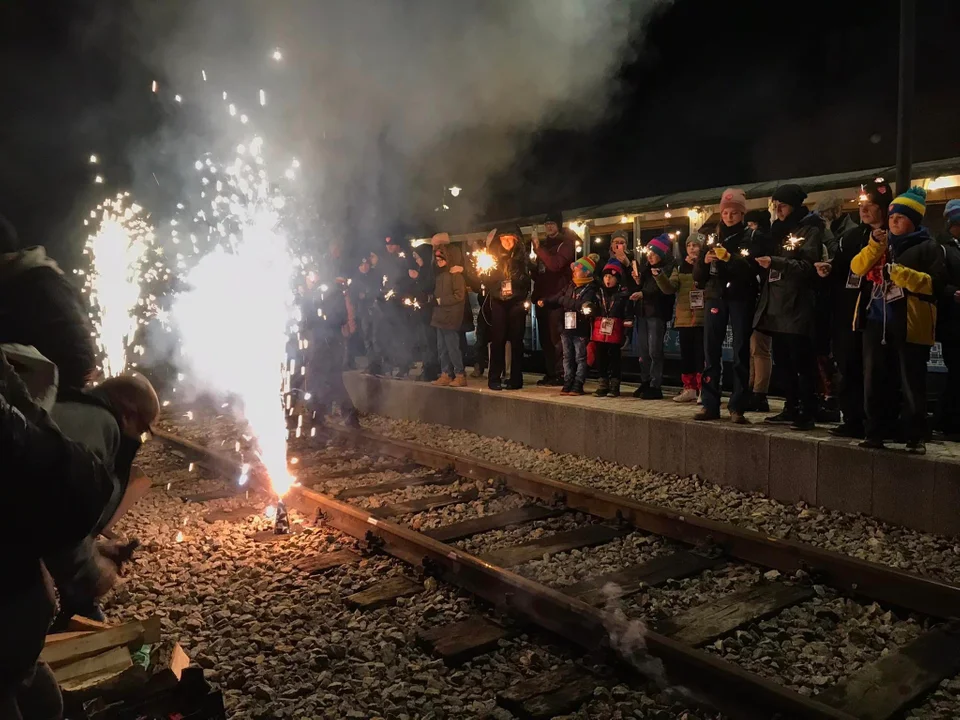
[888,186,927,228]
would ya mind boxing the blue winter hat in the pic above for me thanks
[945,199,960,228]
[888,185,927,229]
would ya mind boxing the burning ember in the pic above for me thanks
[473,250,497,276]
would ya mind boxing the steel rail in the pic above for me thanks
[155,427,855,720]
[327,425,960,620]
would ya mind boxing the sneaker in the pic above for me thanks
[694,408,720,421]
[571,384,586,396]
[503,383,523,391]
[790,417,816,431]
[765,410,797,425]
[548,377,565,387]
[829,423,865,439]
[536,376,556,387]
[815,407,842,423]
[560,384,573,396]
[906,440,927,455]
[859,438,885,450]
[432,375,452,387]
[640,386,663,400]
[595,387,609,398]
[632,381,650,399]
[673,388,698,403]
[730,412,751,425]
[748,393,770,413]
[470,367,485,378]
[487,383,502,392]
[450,374,467,388]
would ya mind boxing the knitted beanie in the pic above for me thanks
[944,199,960,228]
[646,233,672,260]
[719,188,747,214]
[602,259,623,278]
[888,186,927,229]
[611,228,629,243]
[544,211,563,227]
[816,195,844,214]
[573,253,600,277]
[430,232,450,246]
[772,184,807,209]
[859,177,892,208]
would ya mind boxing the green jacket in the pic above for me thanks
[673,259,703,328]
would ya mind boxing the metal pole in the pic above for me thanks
[895,0,916,193]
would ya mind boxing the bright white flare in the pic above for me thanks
[473,250,497,275]
[84,194,154,377]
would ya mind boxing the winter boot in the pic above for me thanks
[815,396,841,423]
[673,388,698,403]
[560,381,574,396]
[765,404,798,425]
[432,375,452,387]
[450,373,467,388]
[694,407,721,421]
[609,379,621,398]
[748,392,770,413]
[571,382,585,396]
[632,380,650,399]
[595,378,610,397]
[641,385,663,400]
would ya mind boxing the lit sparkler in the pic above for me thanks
[783,235,802,251]
[740,247,750,257]
[473,250,497,276]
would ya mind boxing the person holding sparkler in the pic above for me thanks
[694,189,764,424]
[593,261,634,397]
[744,209,774,412]
[629,234,678,400]
[851,186,944,454]
[672,235,705,403]
[487,227,531,391]
[753,184,825,431]
[532,212,577,387]
[431,243,468,387]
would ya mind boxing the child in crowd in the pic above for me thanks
[673,235,704,402]
[537,254,599,396]
[430,243,467,387]
[593,261,633,397]
[629,233,678,399]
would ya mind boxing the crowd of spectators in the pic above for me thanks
[332,183,960,457]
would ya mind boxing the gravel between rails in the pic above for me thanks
[359,415,960,584]
[109,438,723,719]
[703,594,928,698]
[455,513,598,556]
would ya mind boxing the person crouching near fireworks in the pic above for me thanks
[851,186,944,455]
[753,184,826,431]
[694,189,760,424]
[593,261,633,398]
[537,254,599,396]
[431,243,468,387]
[487,227,531,391]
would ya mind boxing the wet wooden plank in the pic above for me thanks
[179,488,239,503]
[373,487,479,518]
[417,616,509,665]
[336,471,457,499]
[292,549,360,575]
[203,506,257,523]
[479,525,625,569]
[497,666,600,719]
[666,583,813,647]
[424,505,565,543]
[562,551,722,606]
[344,575,423,610]
[819,623,960,720]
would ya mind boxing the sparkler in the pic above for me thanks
[473,249,497,275]
[783,235,802,251]
[740,247,750,257]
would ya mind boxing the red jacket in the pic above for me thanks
[532,229,577,301]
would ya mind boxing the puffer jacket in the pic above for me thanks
[541,281,597,337]
[0,352,114,684]
[432,245,467,330]
[753,209,825,338]
[0,246,97,391]
[489,231,532,302]
[851,227,944,346]
[634,254,678,319]
[673,259,704,328]
[693,223,766,303]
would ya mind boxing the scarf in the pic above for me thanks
[770,206,810,243]
[573,274,593,287]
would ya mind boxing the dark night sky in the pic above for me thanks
[1,0,959,263]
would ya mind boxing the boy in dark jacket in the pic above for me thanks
[594,261,633,397]
[431,243,468,387]
[629,233,678,399]
[754,184,825,430]
[538,254,599,396]
[852,187,944,454]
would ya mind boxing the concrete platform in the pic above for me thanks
[343,371,960,538]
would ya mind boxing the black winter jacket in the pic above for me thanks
[634,255,678,320]
[828,224,874,339]
[938,235,960,343]
[693,223,767,303]
[489,242,531,302]
[542,282,597,337]
[753,209,826,338]
[594,284,632,320]
[0,247,97,391]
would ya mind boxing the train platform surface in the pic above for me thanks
[343,371,960,538]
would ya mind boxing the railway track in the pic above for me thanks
[154,423,960,720]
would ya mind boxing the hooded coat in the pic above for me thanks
[0,247,97,391]
[753,208,826,337]
[431,244,467,330]
[532,228,577,301]
[489,231,532,302]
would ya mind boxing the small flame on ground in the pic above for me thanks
[264,505,277,519]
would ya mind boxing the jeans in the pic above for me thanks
[863,321,929,443]
[437,328,464,377]
[635,316,666,387]
[535,304,564,379]
[701,298,754,414]
[561,334,587,387]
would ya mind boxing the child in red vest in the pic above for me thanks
[593,261,633,397]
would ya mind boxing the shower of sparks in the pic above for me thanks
[83,194,154,377]
[783,235,802,251]
[473,250,497,275]
[740,247,750,257]
[170,100,299,498]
